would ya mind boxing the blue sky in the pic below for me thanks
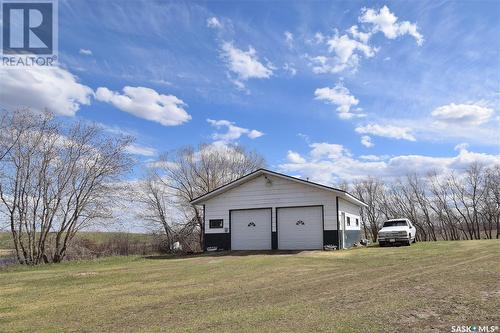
[1,0,499,185]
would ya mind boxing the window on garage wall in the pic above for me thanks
[347,216,351,226]
[356,218,359,226]
[209,219,223,228]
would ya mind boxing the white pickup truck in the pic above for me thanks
[378,218,416,247]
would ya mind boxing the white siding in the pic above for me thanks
[338,197,361,231]
[204,174,338,234]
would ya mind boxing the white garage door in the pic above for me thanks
[278,206,323,250]
[231,209,272,250]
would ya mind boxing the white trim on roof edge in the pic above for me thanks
[190,169,368,207]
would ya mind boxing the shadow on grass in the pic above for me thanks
[144,250,303,260]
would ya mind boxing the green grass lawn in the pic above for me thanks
[1,240,499,332]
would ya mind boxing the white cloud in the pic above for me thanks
[287,150,306,164]
[310,142,346,159]
[309,33,376,74]
[355,124,416,141]
[284,31,294,48]
[361,135,374,147]
[95,86,191,126]
[0,66,93,116]
[327,34,376,65]
[314,82,363,119]
[230,77,247,91]
[150,79,173,86]
[359,5,424,45]
[307,6,422,75]
[347,25,371,44]
[314,32,325,44]
[248,129,264,139]
[280,142,500,185]
[360,154,382,161]
[308,55,336,74]
[194,141,249,163]
[207,17,222,29]
[97,123,138,138]
[207,119,264,142]
[431,103,494,126]
[79,48,93,56]
[298,133,311,143]
[454,143,470,152]
[125,144,158,157]
[221,42,273,88]
[364,114,499,146]
[283,62,297,76]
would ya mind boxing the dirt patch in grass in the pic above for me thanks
[72,271,99,277]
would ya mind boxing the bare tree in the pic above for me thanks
[480,166,500,239]
[382,179,428,241]
[428,172,461,240]
[448,163,488,240]
[0,111,5,161]
[406,174,437,241]
[135,173,178,249]
[353,178,384,241]
[0,109,37,163]
[145,143,265,248]
[0,109,133,264]
[335,180,350,192]
[354,163,499,243]
[0,111,9,162]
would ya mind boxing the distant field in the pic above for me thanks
[0,240,498,332]
[0,249,13,257]
[0,232,13,249]
[0,231,153,250]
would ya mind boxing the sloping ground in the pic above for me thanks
[0,240,498,332]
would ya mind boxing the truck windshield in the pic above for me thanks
[383,220,408,227]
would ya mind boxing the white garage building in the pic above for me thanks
[191,169,367,251]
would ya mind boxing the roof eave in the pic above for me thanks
[342,192,368,208]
